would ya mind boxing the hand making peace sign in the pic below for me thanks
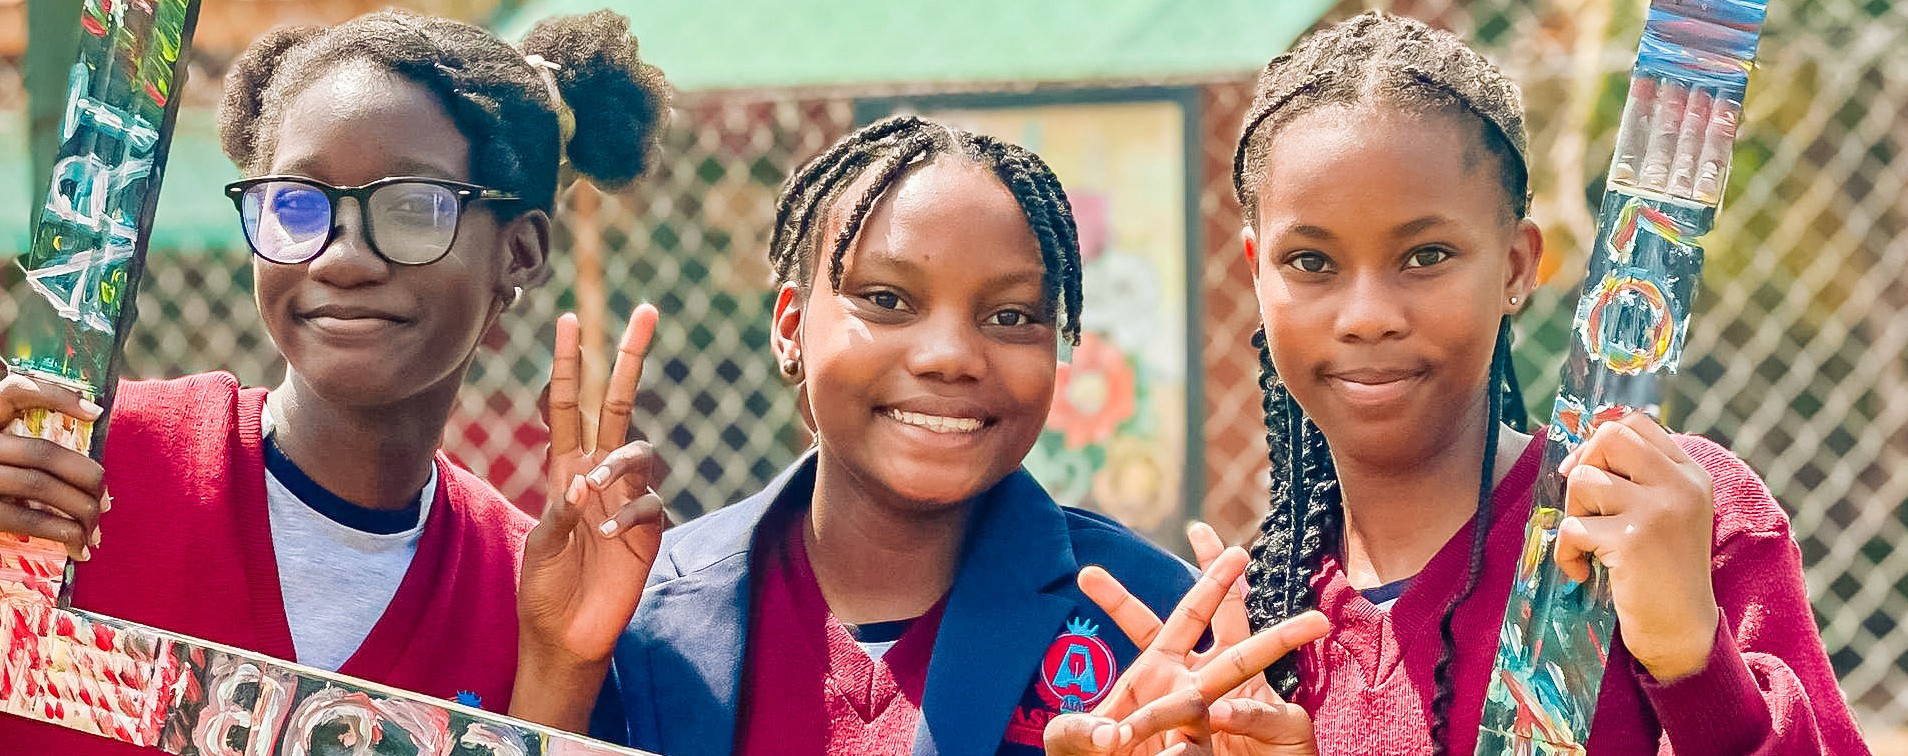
[513,305,667,724]
[1046,523,1330,756]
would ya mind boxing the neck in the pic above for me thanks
[1334,400,1531,588]
[803,456,971,625]
[267,371,459,512]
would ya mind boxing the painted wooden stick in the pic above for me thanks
[1475,1,1768,752]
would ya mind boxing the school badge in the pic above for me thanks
[1038,618,1117,713]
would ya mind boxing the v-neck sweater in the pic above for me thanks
[0,373,536,754]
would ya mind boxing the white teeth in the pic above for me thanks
[885,408,984,434]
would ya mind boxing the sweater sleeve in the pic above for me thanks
[1636,438,1871,755]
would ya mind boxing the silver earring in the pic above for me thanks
[505,286,523,309]
[1508,295,1520,306]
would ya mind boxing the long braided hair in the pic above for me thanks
[767,115,1084,345]
[1231,12,1533,752]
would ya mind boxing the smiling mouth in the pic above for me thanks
[883,408,986,434]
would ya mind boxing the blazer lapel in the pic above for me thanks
[914,470,1079,756]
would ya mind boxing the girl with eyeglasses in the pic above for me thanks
[0,9,670,753]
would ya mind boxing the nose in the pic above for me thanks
[904,309,987,384]
[305,196,390,288]
[1335,271,1409,343]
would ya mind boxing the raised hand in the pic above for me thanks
[0,365,108,560]
[1045,522,1329,756]
[512,305,666,727]
[1554,410,1718,683]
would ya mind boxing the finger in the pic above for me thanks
[595,304,659,453]
[1617,409,1690,462]
[0,461,104,535]
[0,435,106,500]
[0,374,103,422]
[1080,565,1164,649]
[548,313,584,456]
[0,502,90,558]
[1183,523,1250,647]
[1562,460,1645,518]
[1186,521,1226,570]
[1156,547,1248,658]
[1567,416,1676,486]
[528,474,588,556]
[1043,712,1120,756]
[1195,611,1328,700]
[583,441,657,492]
[1209,698,1315,748]
[598,488,665,541]
[1553,513,1630,583]
[1116,687,1210,746]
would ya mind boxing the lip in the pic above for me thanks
[1322,366,1427,408]
[297,304,412,337]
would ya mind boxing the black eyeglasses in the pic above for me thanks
[225,176,520,266]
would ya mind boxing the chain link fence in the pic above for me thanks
[1,0,1902,740]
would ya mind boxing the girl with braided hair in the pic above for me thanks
[0,9,671,753]
[1050,10,1866,756]
[514,115,1220,756]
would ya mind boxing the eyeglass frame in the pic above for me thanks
[223,175,522,266]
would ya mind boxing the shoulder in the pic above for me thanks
[653,496,767,580]
[103,372,249,460]
[1059,505,1197,605]
[1672,433,1793,542]
[107,372,244,430]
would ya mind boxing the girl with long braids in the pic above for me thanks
[0,9,671,753]
[513,115,1229,756]
[1050,10,1867,756]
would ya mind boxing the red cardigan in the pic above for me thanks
[1298,435,1869,755]
[0,373,534,754]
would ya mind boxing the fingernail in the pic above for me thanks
[79,547,91,561]
[1117,724,1134,745]
[89,528,100,547]
[1091,725,1116,748]
[597,518,621,537]
[566,475,587,504]
[586,466,611,487]
[100,494,112,513]
[1211,699,1234,720]
[77,400,103,419]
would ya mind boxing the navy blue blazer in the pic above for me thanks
[592,452,1197,756]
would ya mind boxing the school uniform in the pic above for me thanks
[593,451,1197,756]
[0,373,532,755]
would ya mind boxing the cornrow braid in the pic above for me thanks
[768,115,1084,344]
[1234,13,1538,737]
[1231,11,1530,227]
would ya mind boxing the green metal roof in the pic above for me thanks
[497,0,1333,91]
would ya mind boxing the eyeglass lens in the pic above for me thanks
[239,180,463,264]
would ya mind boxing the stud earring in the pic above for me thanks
[1508,295,1520,306]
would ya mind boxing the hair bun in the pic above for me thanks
[519,10,673,188]
[218,25,322,171]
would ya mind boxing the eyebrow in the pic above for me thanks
[1288,214,1453,242]
[273,157,467,182]
[854,247,1047,289]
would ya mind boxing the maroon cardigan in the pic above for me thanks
[0,372,534,754]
